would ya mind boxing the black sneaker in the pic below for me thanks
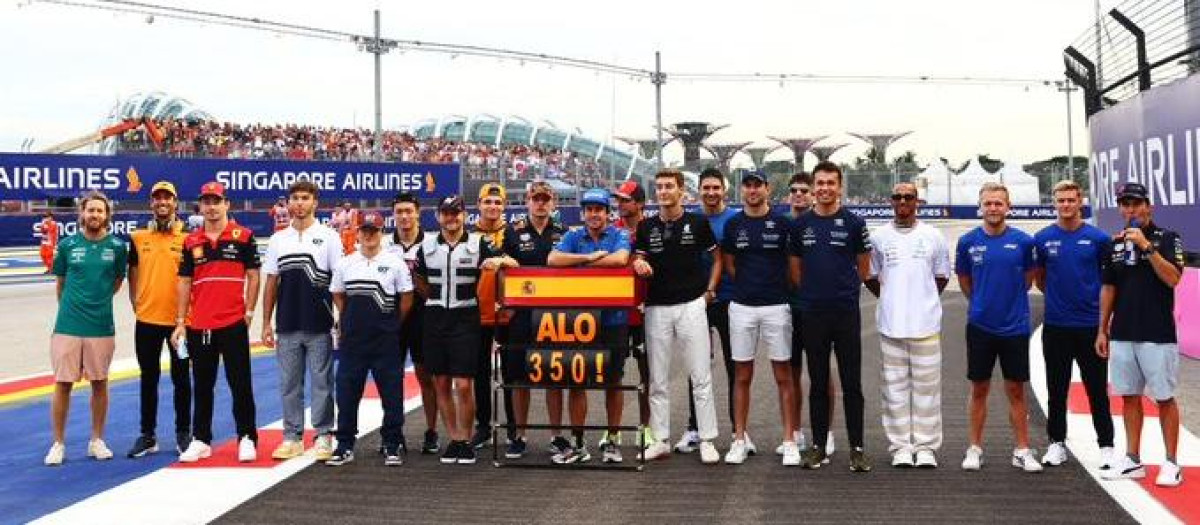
[422,429,440,455]
[126,435,158,458]
[383,444,404,467]
[326,448,355,466]
[441,441,461,465]
[548,436,572,456]
[458,443,478,465]
[505,437,527,459]
[470,428,491,450]
[175,431,192,454]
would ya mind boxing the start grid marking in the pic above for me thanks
[1029,325,1200,525]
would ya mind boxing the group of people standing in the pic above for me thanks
[41,164,1186,487]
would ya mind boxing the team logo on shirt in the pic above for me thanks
[313,238,324,245]
[834,218,844,227]
[378,266,390,274]
[231,228,243,239]
[192,246,204,259]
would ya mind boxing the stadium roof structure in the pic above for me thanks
[411,114,654,180]
[97,92,213,154]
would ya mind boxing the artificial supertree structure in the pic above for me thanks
[846,132,913,165]
[703,142,753,174]
[662,122,729,172]
[767,135,827,173]
[809,143,850,163]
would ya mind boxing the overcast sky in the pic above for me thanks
[0,0,1110,167]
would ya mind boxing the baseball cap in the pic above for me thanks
[150,181,177,197]
[580,188,612,208]
[199,181,226,199]
[614,180,646,202]
[438,195,465,213]
[1117,182,1148,202]
[741,171,768,184]
[528,181,555,198]
[359,211,385,231]
[479,183,507,202]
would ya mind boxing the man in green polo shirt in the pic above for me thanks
[45,191,128,466]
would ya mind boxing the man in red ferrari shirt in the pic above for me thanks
[171,181,262,464]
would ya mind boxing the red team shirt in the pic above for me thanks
[178,222,261,329]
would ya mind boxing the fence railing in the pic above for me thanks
[1064,0,1200,116]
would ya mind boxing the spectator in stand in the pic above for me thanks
[38,211,59,274]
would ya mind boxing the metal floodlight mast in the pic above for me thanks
[767,136,827,173]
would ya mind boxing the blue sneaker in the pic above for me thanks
[505,437,527,459]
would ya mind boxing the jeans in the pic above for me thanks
[276,331,335,441]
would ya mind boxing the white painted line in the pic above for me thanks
[1029,324,1191,525]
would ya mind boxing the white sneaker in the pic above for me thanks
[825,431,835,457]
[962,445,984,471]
[699,441,720,464]
[1156,461,1183,487]
[780,441,801,466]
[914,449,938,468]
[1041,442,1068,466]
[1012,448,1044,473]
[644,440,671,461]
[44,442,65,466]
[238,436,257,462]
[743,433,758,455]
[179,440,212,463]
[87,438,114,460]
[892,449,915,468]
[673,430,700,454]
[1099,447,1116,471]
[1101,455,1146,480]
[314,434,334,462]
[725,439,749,464]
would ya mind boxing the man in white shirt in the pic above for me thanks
[865,182,951,468]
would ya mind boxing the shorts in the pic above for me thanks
[966,323,1029,382]
[729,302,792,363]
[1109,340,1179,401]
[50,334,115,382]
[423,307,481,378]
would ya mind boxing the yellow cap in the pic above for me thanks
[478,183,506,202]
[150,181,177,197]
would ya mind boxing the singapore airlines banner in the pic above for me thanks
[1089,73,1200,252]
[0,153,461,201]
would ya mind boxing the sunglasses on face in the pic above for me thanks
[891,194,918,202]
[789,187,810,194]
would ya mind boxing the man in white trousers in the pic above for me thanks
[632,169,722,464]
[865,182,950,468]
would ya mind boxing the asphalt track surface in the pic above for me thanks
[217,294,1138,525]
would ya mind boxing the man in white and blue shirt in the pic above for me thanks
[261,181,342,462]
[328,211,414,467]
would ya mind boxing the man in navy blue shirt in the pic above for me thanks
[955,182,1042,473]
[789,162,872,472]
[721,171,799,466]
[1097,182,1186,487]
[547,188,632,464]
[1033,180,1113,469]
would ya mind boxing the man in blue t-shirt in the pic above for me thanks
[547,187,632,464]
[955,182,1042,473]
[721,171,799,466]
[1032,180,1113,469]
[676,168,740,454]
[789,162,872,472]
